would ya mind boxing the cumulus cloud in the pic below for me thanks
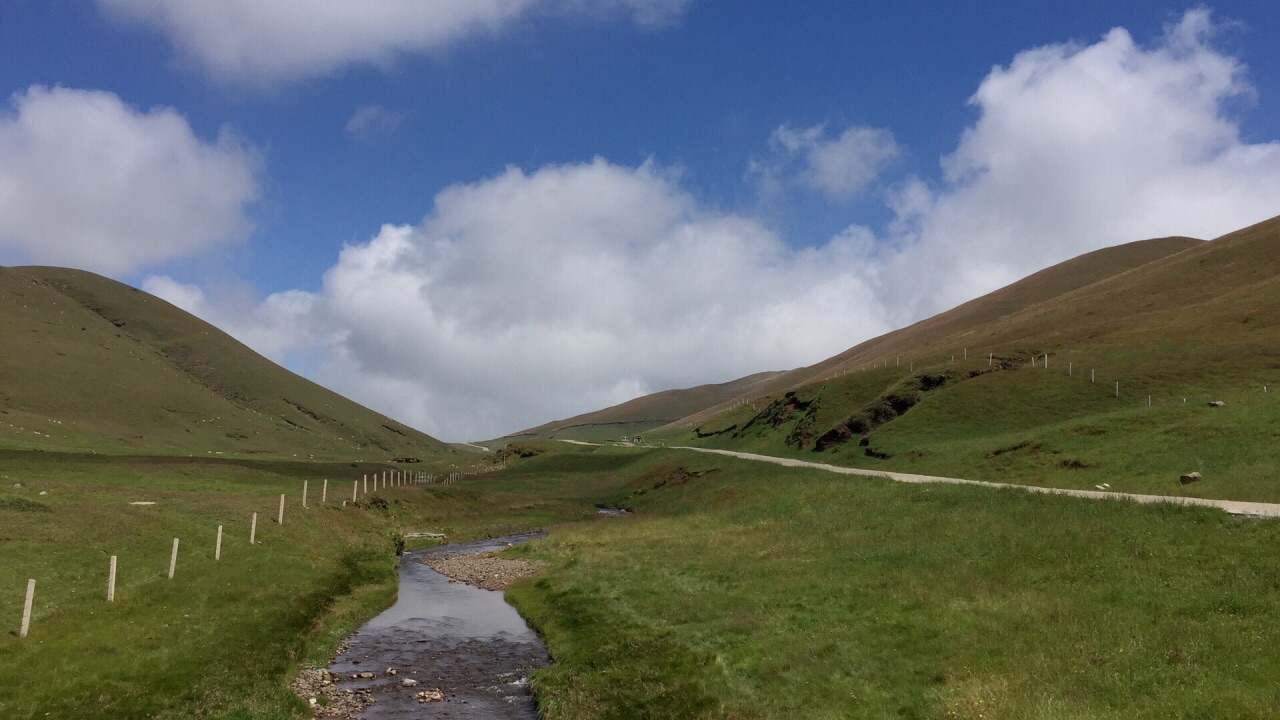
[169,9,1280,441]
[766,123,902,201]
[162,159,889,440]
[345,105,408,139]
[96,0,693,85]
[0,86,259,275]
[873,7,1280,321]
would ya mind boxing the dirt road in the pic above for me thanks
[674,446,1280,518]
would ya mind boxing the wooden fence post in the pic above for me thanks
[169,538,179,579]
[278,494,285,525]
[322,479,328,504]
[20,579,35,638]
[215,525,223,561]
[250,513,258,545]
[107,556,117,602]
[303,480,308,508]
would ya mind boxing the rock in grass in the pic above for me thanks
[402,678,418,687]
[1208,401,1226,407]
[1180,472,1202,485]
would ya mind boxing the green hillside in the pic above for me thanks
[651,216,1280,501]
[0,266,449,459]
[486,371,784,445]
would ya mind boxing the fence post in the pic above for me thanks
[302,480,308,508]
[353,481,358,502]
[215,525,223,561]
[107,556,117,602]
[250,512,258,545]
[169,538,179,579]
[363,474,368,495]
[278,494,285,525]
[322,479,328,504]
[20,579,35,638]
[1091,369,1095,383]
[1069,362,1072,377]
[1115,382,1120,398]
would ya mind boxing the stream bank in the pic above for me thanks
[319,534,549,719]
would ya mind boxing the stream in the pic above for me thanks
[325,533,550,719]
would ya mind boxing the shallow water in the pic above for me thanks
[327,533,549,719]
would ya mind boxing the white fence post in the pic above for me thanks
[215,525,223,561]
[302,480,308,508]
[169,538,179,579]
[107,556,117,602]
[278,494,285,525]
[322,479,328,504]
[250,513,258,545]
[20,579,35,638]
[353,481,358,502]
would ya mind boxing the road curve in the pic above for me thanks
[673,447,1280,519]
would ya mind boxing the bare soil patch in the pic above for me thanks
[423,551,546,591]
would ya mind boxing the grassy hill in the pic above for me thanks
[485,371,784,445]
[648,215,1280,501]
[0,266,449,460]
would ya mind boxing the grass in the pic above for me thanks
[656,342,1280,502]
[0,449,611,719]
[504,446,1280,719]
[0,266,446,459]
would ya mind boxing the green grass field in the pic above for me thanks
[657,342,1280,503]
[502,446,1280,719]
[0,450,609,719]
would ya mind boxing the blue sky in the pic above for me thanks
[2,2,1279,440]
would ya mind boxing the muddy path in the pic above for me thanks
[324,534,549,719]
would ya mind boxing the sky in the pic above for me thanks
[2,2,1279,441]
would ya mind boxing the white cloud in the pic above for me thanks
[171,159,889,440]
[169,9,1280,442]
[874,8,1280,322]
[96,0,693,86]
[767,124,902,201]
[0,86,259,275]
[346,105,408,139]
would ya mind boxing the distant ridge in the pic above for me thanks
[673,234,1207,427]
[489,371,784,444]
[0,266,449,458]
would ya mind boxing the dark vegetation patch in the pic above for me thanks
[814,372,963,452]
[0,496,52,512]
[694,424,736,438]
[284,398,329,424]
[988,440,1042,458]
[1059,458,1092,470]
[503,441,548,459]
[736,392,816,437]
[629,465,717,496]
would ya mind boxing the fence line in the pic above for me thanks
[12,465,471,637]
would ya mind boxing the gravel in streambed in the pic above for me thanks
[423,551,546,590]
